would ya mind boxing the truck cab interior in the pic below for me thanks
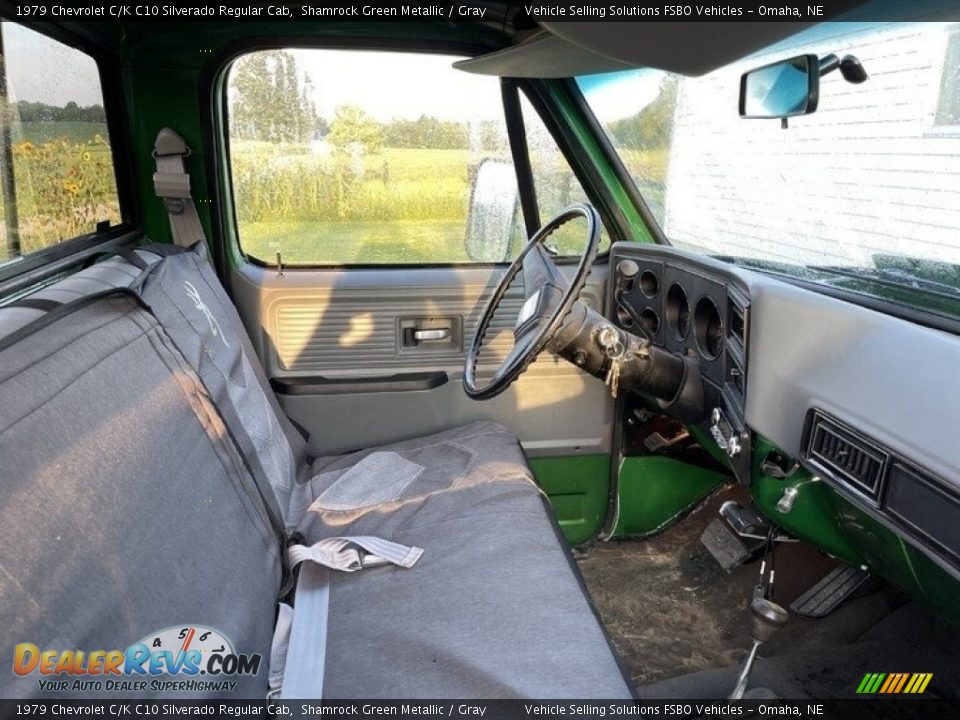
[1,0,960,704]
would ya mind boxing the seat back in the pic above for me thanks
[0,294,281,698]
[135,245,307,520]
[1,244,308,523]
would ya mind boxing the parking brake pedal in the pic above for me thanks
[790,564,872,618]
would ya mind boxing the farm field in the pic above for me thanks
[231,143,486,264]
[241,219,467,265]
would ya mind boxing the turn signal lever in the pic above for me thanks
[547,300,706,424]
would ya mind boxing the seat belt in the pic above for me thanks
[153,128,206,248]
[273,536,423,699]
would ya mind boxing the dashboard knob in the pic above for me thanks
[616,259,639,281]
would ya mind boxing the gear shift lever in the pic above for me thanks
[729,597,789,699]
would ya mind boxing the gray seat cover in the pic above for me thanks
[135,244,307,522]
[0,245,633,699]
[298,478,633,698]
[0,296,280,698]
[292,421,536,528]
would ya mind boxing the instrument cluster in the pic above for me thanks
[609,245,752,478]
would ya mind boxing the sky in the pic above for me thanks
[241,49,507,123]
[3,22,105,107]
[577,70,664,123]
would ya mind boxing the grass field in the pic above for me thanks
[17,121,111,146]
[232,143,504,264]
[229,141,612,264]
[0,128,669,266]
[242,219,467,264]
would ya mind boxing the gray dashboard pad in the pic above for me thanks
[610,242,960,525]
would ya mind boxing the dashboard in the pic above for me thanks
[606,241,960,584]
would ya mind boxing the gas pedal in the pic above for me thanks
[790,564,872,618]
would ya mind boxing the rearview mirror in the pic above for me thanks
[739,54,819,119]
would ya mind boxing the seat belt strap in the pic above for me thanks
[276,536,423,699]
[287,535,423,573]
[268,602,293,699]
[153,128,206,248]
[279,564,330,700]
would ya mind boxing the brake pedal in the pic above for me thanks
[790,564,872,618]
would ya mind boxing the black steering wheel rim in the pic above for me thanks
[463,204,601,400]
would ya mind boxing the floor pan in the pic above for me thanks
[576,484,958,698]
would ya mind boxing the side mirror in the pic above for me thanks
[465,158,521,262]
[739,54,819,119]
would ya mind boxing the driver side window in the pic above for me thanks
[226,49,602,266]
[227,48,525,265]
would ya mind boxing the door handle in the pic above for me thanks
[413,328,451,342]
[399,317,460,349]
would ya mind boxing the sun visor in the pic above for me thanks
[453,31,636,78]
[540,22,820,77]
[457,7,873,80]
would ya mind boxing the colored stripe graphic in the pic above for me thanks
[879,674,896,693]
[904,674,920,693]
[905,673,933,694]
[857,672,932,694]
[893,673,910,693]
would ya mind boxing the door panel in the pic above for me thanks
[231,261,613,457]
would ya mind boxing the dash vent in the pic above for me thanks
[806,413,888,501]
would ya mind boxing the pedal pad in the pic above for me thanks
[701,518,753,573]
[790,564,871,618]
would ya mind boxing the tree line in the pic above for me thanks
[12,100,106,123]
[604,76,677,152]
[229,50,504,152]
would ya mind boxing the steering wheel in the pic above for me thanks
[464,204,601,400]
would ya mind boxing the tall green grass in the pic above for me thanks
[231,143,487,263]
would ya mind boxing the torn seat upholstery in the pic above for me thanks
[0,243,632,699]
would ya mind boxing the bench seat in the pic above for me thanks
[0,244,632,699]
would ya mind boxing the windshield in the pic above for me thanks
[579,21,960,319]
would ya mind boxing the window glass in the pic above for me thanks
[0,22,121,266]
[579,21,960,318]
[228,49,525,265]
[935,28,960,128]
[520,94,610,256]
